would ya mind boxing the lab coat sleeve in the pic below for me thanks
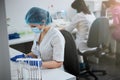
[31,41,35,52]
[31,34,40,56]
[31,40,38,56]
[65,13,82,32]
[51,35,65,62]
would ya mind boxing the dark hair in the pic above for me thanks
[71,0,90,14]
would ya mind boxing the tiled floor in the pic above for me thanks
[79,55,120,80]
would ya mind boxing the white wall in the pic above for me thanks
[5,0,104,34]
[5,0,75,33]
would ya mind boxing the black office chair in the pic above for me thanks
[60,30,106,80]
[81,17,109,79]
[60,30,80,80]
[86,17,110,57]
[60,30,80,76]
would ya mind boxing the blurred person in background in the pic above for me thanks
[107,0,120,41]
[65,0,96,53]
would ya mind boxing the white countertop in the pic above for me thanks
[9,34,34,45]
[9,48,76,80]
[9,30,76,46]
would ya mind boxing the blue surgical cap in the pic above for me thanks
[25,7,52,25]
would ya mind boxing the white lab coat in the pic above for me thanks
[31,26,65,62]
[65,12,96,53]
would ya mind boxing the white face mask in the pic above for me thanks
[31,27,43,34]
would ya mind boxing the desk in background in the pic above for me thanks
[9,48,76,80]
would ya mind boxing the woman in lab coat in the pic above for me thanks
[65,0,96,53]
[11,7,65,69]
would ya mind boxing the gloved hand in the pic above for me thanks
[10,54,32,62]
[10,54,42,67]
[24,59,42,67]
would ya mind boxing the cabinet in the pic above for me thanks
[9,35,34,54]
[10,41,33,54]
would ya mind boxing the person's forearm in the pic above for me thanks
[26,52,37,58]
[42,61,63,69]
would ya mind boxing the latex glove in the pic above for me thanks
[10,54,32,62]
[24,60,42,67]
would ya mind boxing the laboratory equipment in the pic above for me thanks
[16,58,42,80]
[8,32,20,40]
[53,10,67,20]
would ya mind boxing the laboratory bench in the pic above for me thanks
[8,20,70,53]
[8,20,76,54]
[9,34,34,53]
[9,48,76,80]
